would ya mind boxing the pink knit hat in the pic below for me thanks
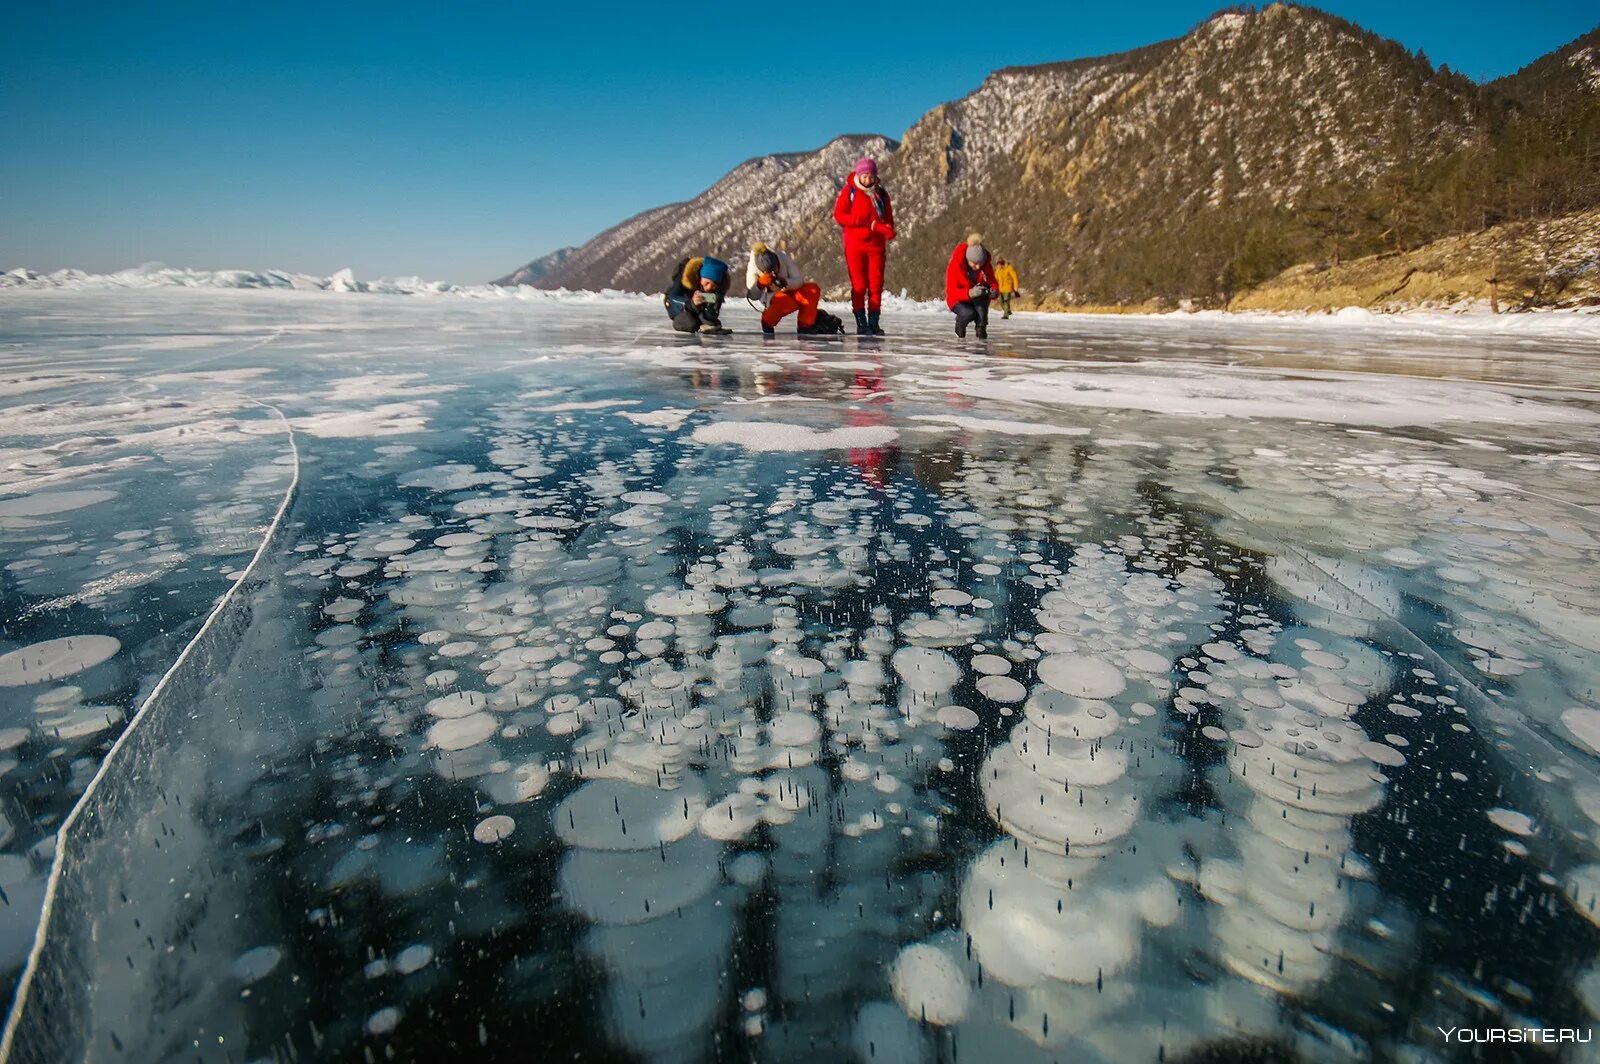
[853,157,878,175]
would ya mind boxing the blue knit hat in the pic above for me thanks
[699,257,728,284]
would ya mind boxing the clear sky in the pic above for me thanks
[2,1,1593,284]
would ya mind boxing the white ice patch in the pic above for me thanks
[908,414,1089,437]
[293,402,434,438]
[691,421,898,452]
[0,489,117,518]
[902,363,1600,429]
[619,409,693,431]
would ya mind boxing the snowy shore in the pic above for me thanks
[5,263,1598,341]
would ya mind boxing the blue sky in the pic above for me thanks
[1,1,1593,283]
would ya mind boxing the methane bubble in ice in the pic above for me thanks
[473,815,516,843]
[426,713,497,751]
[232,946,283,985]
[556,779,706,850]
[1562,707,1600,755]
[0,635,121,686]
[393,944,434,975]
[936,705,981,731]
[1035,654,1126,700]
[890,942,969,1024]
[0,489,117,517]
[1487,808,1534,837]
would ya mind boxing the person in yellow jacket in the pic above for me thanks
[994,257,1020,318]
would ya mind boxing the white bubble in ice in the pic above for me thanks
[393,944,435,974]
[976,675,1026,703]
[365,1006,402,1035]
[0,635,120,687]
[1357,740,1406,768]
[483,761,551,803]
[700,792,765,841]
[936,705,981,731]
[323,597,364,618]
[971,654,1011,676]
[426,691,489,719]
[852,1002,924,1064]
[555,779,706,851]
[728,852,769,887]
[426,713,498,751]
[0,489,116,518]
[473,815,515,843]
[742,987,768,1012]
[768,712,822,747]
[1562,707,1600,756]
[840,758,873,783]
[890,943,969,1025]
[645,588,727,617]
[1486,808,1534,837]
[840,660,886,687]
[1035,654,1126,700]
[1566,865,1600,928]
[892,646,960,692]
[232,946,282,984]
[1122,649,1171,674]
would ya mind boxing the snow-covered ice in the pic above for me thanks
[1,286,1598,1062]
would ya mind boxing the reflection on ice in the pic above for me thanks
[1,290,1598,1061]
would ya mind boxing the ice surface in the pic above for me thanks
[0,287,1598,1062]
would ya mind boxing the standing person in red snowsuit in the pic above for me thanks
[833,157,895,336]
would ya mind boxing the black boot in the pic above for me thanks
[975,324,988,339]
[867,310,885,336]
[853,310,869,335]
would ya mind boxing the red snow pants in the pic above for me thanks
[843,235,886,312]
[762,282,821,328]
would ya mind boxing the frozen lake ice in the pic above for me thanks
[1,288,1599,1061]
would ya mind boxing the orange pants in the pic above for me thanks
[761,282,821,328]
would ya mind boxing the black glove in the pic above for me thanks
[770,275,786,291]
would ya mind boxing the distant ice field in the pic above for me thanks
[0,288,1598,1062]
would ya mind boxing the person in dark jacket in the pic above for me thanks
[664,256,732,333]
[945,234,999,339]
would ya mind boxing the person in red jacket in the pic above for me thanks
[833,157,895,336]
[946,233,999,339]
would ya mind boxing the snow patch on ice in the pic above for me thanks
[691,421,898,452]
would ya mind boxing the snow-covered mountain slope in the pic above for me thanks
[505,134,896,295]
[493,246,577,287]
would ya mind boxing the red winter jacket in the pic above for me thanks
[946,244,999,309]
[834,177,896,247]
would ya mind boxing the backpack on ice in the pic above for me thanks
[807,308,847,335]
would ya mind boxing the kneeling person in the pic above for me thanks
[946,234,998,339]
[665,256,732,334]
[747,242,824,336]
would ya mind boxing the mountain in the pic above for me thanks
[500,4,1600,309]
[494,246,577,287]
[505,134,894,294]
